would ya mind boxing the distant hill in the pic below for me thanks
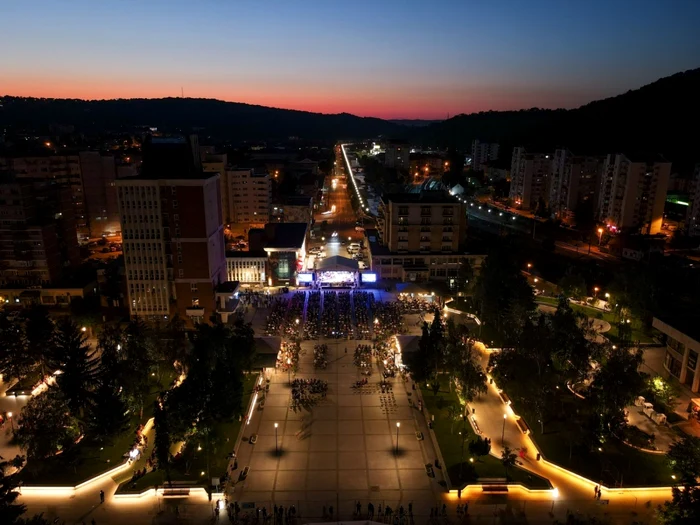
[388,119,442,127]
[2,68,698,168]
[0,97,409,142]
[421,68,700,170]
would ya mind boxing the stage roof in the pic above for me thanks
[316,255,359,272]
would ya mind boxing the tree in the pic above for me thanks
[659,485,700,525]
[24,304,55,378]
[501,446,517,480]
[446,404,461,434]
[574,198,596,238]
[153,397,172,485]
[0,456,26,524]
[457,258,474,295]
[51,318,101,419]
[89,379,130,439]
[468,436,491,458]
[454,341,487,402]
[162,314,190,374]
[668,436,700,485]
[0,313,31,383]
[14,390,80,460]
[122,318,156,418]
[589,347,644,439]
[558,271,587,300]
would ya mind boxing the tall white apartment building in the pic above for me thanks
[509,147,551,210]
[117,136,226,324]
[687,163,700,237]
[597,154,671,234]
[222,168,271,228]
[549,149,602,219]
[471,140,499,171]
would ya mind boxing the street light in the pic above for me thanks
[594,286,599,297]
[527,263,532,270]
[501,414,507,444]
[597,227,604,245]
[396,422,400,454]
[287,357,291,384]
[7,411,13,431]
[274,423,279,454]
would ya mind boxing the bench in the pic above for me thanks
[480,478,508,493]
[161,481,191,497]
[415,431,424,441]
[516,418,531,435]
[499,391,511,405]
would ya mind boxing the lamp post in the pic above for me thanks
[287,358,291,384]
[7,411,13,431]
[594,286,599,298]
[396,422,400,454]
[274,423,279,454]
[597,228,604,246]
[501,414,507,444]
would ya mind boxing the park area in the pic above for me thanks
[421,377,551,490]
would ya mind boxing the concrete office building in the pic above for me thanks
[0,174,80,286]
[509,147,551,210]
[370,191,479,283]
[471,140,499,171]
[597,154,671,234]
[549,149,602,220]
[117,136,226,325]
[226,250,267,285]
[654,317,700,393]
[384,140,411,169]
[687,163,700,237]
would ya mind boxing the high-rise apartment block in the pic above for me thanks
[223,168,271,227]
[597,154,671,234]
[687,163,700,237]
[384,140,410,169]
[0,151,122,238]
[117,136,226,324]
[0,174,80,286]
[549,149,602,219]
[509,147,551,210]
[471,140,499,171]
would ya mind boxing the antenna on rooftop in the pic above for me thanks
[181,87,184,98]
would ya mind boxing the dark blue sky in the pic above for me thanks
[1,0,698,118]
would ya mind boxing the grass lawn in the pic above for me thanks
[511,392,673,487]
[421,377,551,490]
[536,299,656,344]
[117,373,259,493]
[18,372,175,486]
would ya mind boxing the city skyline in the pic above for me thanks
[1,0,699,119]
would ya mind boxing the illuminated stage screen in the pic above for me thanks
[361,272,377,283]
[318,271,354,284]
[297,273,314,283]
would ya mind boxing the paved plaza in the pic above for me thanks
[230,338,445,521]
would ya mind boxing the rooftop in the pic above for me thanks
[276,195,313,207]
[136,135,212,180]
[381,190,460,204]
[225,250,268,259]
[263,222,308,249]
[654,315,700,344]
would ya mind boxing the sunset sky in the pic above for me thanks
[1,0,698,119]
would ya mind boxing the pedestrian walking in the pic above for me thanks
[356,500,361,516]
[329,505,334,519]
[594,485,599,498]
[442,503,447,516]
[368,502,374,518]
[99,489,104,503]
[408,502,412,517]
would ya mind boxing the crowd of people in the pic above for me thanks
[276,340,302,375]
[353,291,373,338]
[321,292,337,338]
[397,295,439,314]
[353,344,372,373]
[265,297,288,336]
[337,291,353,338]
[290,378,328,411]
[373,301,405,340]
[303,291,320,339]
[313,343,328,369]
[282,292,305,338]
